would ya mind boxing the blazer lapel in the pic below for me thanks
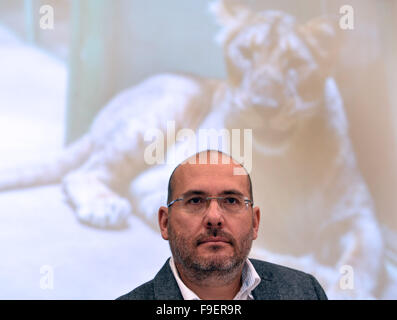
[250,258,281,300]
[252,278,281,300]
[153,258,184,300]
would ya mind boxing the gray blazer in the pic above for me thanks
[117,258,328,300]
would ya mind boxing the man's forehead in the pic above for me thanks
[184,151,240,166]
[177,161,241,176]
[177,151,243,176]
[172,161,249,193]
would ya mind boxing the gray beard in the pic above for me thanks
[168,225,253,284]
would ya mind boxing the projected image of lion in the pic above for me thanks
[0,0,385,299]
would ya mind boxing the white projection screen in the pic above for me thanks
[0,0,396,299]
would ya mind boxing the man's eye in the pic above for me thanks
[224,197,240,205]
[187,197,204,205]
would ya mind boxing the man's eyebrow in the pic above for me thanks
[180,190,207,197]
[181,189,245,197]
[221,190,245,197]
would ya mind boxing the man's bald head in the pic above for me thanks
[167,150,253,205]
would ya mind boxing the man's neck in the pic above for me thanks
[174,261,244,300]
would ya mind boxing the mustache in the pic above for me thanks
[195,229,235,246]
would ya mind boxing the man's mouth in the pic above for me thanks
[197,237,231,246]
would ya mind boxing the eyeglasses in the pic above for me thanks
[167,194,253,214]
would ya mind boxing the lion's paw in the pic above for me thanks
[75,196,131,229]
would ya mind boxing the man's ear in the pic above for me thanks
[158,206,169,240]
[252,207,260,240]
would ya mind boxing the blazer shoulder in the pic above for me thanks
[250,258,311,279]
[116,280,155,300]
[249,258,328,300]
[116,258,183,300]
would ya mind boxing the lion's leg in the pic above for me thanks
[62,110,197,228]
[61,76,217,228]
[62,148,134,228]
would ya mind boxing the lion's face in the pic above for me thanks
[220,10,339,153]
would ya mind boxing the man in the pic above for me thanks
[117,150,327,300]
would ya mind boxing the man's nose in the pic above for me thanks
[203,199,225,228]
